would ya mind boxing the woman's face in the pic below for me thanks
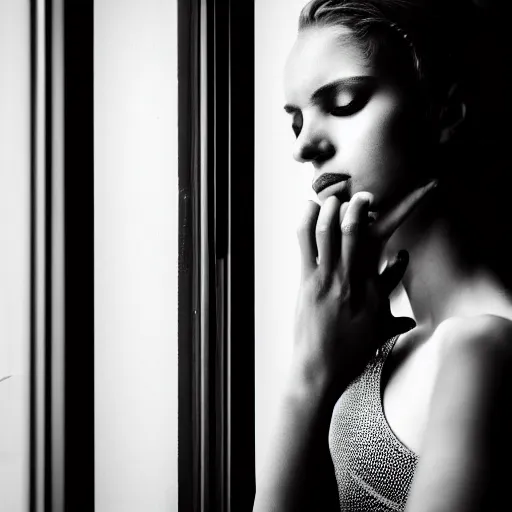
[283,25,427,212]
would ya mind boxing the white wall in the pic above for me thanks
[255,0,316,475]
[94,1,178,510]
[254,0,412,475]
[0,1,31,510]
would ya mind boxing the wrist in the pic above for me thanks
[286,357,348,414]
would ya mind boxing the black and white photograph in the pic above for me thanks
[1,0,511,511]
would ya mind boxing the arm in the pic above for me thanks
[252,370,342,512]
[405,315,512,512]
[253,183,437,512]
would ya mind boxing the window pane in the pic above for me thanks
[0,1,30,510]
[94,1,178,510]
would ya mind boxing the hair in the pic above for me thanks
[298,1,497,115]
[296,0,512,284]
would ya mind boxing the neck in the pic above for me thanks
[383,200,512,329]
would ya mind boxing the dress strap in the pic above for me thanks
[376,334,400,359]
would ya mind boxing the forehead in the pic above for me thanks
[284,25,372,105]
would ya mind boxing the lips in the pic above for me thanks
[312,173,349,194]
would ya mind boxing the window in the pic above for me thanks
[0,1,30,509]
[14,1,258,510]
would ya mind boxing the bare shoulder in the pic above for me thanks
[431,314,512,412]
[434,314,512,366]
[405,315,512,511]
[426,315,512,410]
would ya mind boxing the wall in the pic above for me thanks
[94,0,178,510]
[255,0,317,475]
[0,1,31,510]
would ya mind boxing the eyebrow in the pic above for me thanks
[283,75,376,113]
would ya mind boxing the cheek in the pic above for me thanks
[338,99,417,201]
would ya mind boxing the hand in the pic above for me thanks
[290,181,437,404]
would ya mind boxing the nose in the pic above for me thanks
[292,117,335,164]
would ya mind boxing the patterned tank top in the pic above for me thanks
[328,335,419,511]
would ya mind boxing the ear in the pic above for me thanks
[438,83,467,144]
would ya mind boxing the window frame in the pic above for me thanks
[30,1,94,510]
[30,0,254,510]
[178,1,256,511]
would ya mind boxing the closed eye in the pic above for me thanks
[327,89,372,117]
[288,95,369,137]
[284,79,375,136]
[329,95,371,116]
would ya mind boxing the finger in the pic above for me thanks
[378,250,409,295]
[316,195,342,271]
[340,192,373,282]
[339,201,350,226]
[371,180,438,243]
[297,200,320,275]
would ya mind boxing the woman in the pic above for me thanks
[253,0,512,511]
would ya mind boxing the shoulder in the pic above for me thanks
[405,316,512,510]
[425,315,512,446]
[434,314,512,367]
[430,315,512,406]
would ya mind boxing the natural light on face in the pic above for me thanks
[283,24,420,213]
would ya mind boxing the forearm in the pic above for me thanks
[253,372,342,512]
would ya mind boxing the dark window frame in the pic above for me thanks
[30,1,94,511]
[178,1,255,511]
